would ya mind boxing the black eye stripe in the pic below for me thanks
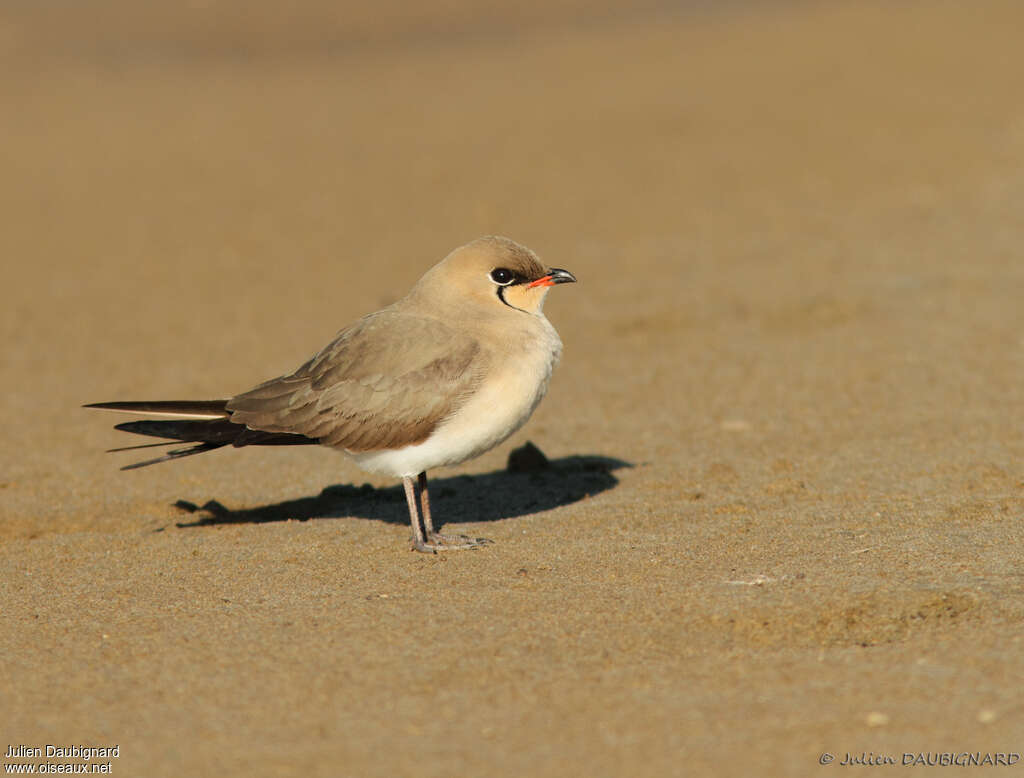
[495,285,528,313]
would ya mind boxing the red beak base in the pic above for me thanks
[527,268,576,288]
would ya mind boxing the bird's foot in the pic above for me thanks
[412,533,493,553]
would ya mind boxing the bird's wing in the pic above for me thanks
[226,310,486,451]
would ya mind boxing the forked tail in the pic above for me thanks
[84,400,318,469]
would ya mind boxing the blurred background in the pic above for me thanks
[4,0,1022,525]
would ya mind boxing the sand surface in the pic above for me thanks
[2,1,1023,775]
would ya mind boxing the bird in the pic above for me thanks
[85,236,576,552]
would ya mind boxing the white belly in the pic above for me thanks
[350,318,562,477]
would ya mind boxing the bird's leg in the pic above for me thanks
[403,475,432,553]
[418,471,437,537]
[416,471,492,551]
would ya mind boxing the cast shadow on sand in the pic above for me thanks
[171,453,631,529]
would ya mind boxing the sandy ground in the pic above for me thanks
[2,1,1023,775]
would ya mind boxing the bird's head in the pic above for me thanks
[414,236,576,316]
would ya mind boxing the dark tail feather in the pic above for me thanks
[108,440,184,452]
[115,418,251,444]
[85,399,319,469]
[120,442,228,470]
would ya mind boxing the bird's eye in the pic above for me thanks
[489,268,515,285]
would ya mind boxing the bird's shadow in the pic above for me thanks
[172,453,632,529]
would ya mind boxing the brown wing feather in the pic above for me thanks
[227,311,485,452]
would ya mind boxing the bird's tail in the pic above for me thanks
[84,400,318,469]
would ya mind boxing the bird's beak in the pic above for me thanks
[527,268,577,288]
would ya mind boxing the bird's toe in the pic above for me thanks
[411,533,493,552]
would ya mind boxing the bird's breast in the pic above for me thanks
[350,316,562,477]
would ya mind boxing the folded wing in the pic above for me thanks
[228,310,485,452]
